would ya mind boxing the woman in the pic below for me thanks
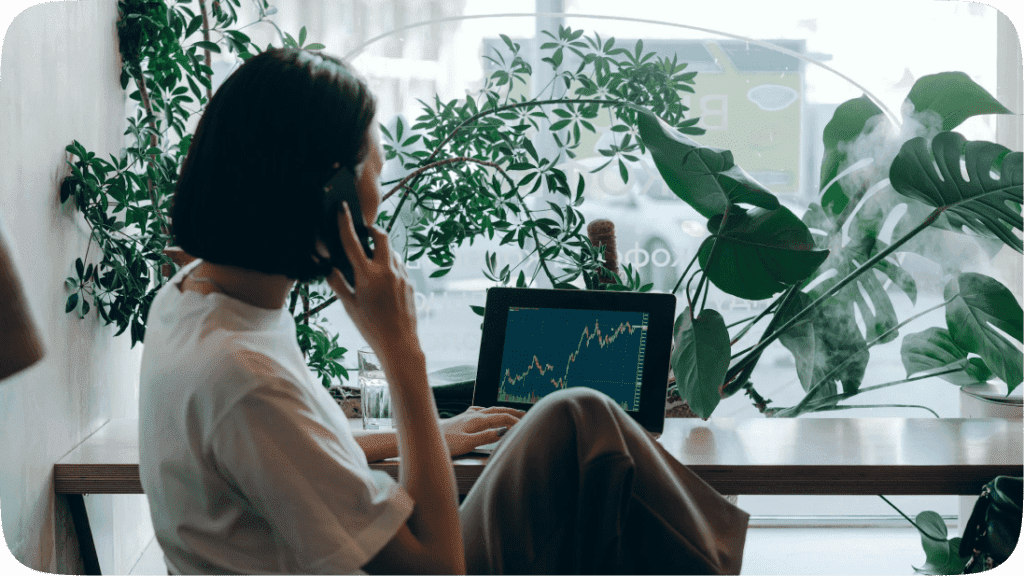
[139,47,748,575]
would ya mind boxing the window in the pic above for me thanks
[218,0,1019,524]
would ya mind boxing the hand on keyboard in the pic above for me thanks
[439,406,526,457]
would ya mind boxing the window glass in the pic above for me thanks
[212,0,1018,521]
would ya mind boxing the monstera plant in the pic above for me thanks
[635,71,1022,420]
[636,74,1022,575]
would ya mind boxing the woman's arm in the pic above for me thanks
[328,207,464,574]
[351,429,398,463]
[369,345,463,573]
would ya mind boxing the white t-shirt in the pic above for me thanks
[139,260,413,575]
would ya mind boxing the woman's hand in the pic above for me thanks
[439,406,526,457]
[325,202,419,359]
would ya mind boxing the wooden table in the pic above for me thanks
[55,417,1022,574]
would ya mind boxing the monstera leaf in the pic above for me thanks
[852,185,1007,268]
[802,200,916,345]
[906,71,1012,132]
[819,72,1012,219]
[944,273,1024,393]
[819,95,887,216]
[698,205,829,300]
[634,107,779,219]
[901,327,993,386]
[671,307,730,419]
[890,131,1023,252]
[774,291,868,407]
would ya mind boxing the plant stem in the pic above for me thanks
[743,382,772,414]
[515,194,558,286]
[730,343,757,360]
[133,73,170,239]
[198,0,213,102]
[671,250,700,295]
[787,366,965,416]
[877,495,949,542]
[381,157,513,204]
[692,207,732,315]
[805,403,941,418]
[726,314,759,329]
[300,283,309,326]
[729,297,783,345]
[729,207,942,382]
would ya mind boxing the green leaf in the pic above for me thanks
[65,293,79,314]
[670,307,730,418]
[550,119,571,131]
[911,511,966,575]
[193,40,221,53]
[818,95,886,216]
[890,131,1023,252]
[470,305,485,317]
[303,43,326,51]
[185,14,203,38]
[698,206,829,300]
[634,107,779,218]
[905,72,1013,132]
[944,273,1023,392]
[901,327,993,386]
[429,268,452,278]
[499,34,516,53]
[802,201,908,343]
[873,258,918,306]
[776,291,868,403]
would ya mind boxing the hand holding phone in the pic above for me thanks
[320,164,374,287]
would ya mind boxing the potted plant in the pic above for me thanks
[59,4,705,406]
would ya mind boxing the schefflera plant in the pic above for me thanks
[637,71,1023,419]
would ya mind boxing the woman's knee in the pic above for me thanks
[530,387,621,429]
[539,386,617,410]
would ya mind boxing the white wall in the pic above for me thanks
[0,1,152,574]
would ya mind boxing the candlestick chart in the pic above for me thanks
[496,307,647,410]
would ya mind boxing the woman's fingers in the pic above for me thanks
[326,267,355,301]
[336,202,370,273]
[470,406,527,417]
[463,413,520,433]
[468,428,506,448]
[368,224,390,258]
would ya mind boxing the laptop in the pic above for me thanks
[469,287,676,453]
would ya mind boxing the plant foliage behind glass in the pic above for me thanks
[59,5,705,389]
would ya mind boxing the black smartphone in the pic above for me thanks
[321,164,374,288]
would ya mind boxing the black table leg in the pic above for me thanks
[66,494,102,575]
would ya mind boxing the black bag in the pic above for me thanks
[959,476,1023,573]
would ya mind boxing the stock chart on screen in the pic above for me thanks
[496,307,648,410]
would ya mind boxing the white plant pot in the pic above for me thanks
[957,383,1023,535]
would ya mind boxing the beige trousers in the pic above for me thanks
[460,387,749,575]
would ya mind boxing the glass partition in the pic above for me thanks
[199,0,1019,522]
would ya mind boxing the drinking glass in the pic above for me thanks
[359,348,392,430]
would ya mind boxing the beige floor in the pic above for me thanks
[129,526,930,575]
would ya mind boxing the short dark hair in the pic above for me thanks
[171,47,376,282]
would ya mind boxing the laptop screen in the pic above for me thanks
[497,307,649,411]
[474,288,675,433]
